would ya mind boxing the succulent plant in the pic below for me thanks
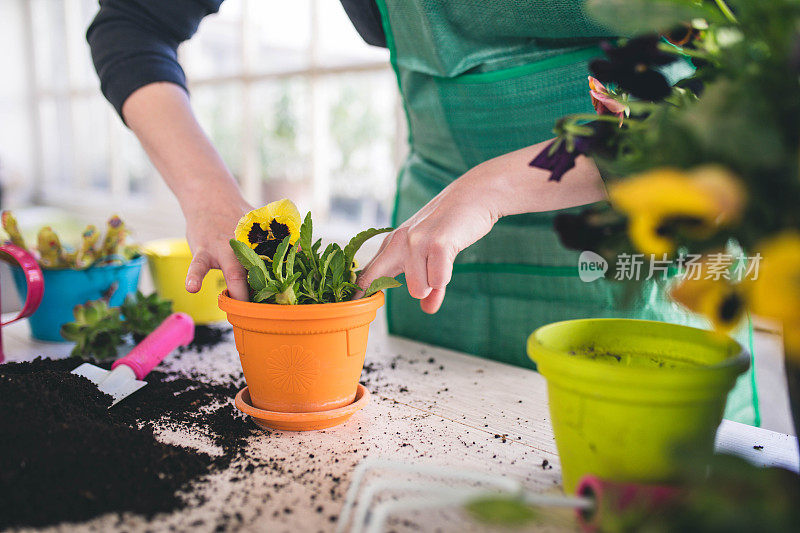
[61,299,125,360]
[121,291,173,342]
[61,291,173,359]
[0,211,136,270]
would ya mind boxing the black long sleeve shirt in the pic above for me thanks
[86,0,385,118]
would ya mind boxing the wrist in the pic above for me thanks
[176,172,250,216]
[460,157,522,222]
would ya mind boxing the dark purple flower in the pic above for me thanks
[590,35,677,101]
[553,205,626,253]
[530,121,616,182]
[529,140,580,182]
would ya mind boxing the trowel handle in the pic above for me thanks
[112,313,194,379]
[575,476,681,532]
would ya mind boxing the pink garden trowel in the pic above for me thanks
[72,313,195,406]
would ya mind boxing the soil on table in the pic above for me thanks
[0,355,257,530]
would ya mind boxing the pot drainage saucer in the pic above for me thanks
[234,384,370,431]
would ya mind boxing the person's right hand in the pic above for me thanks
[184,196,253,301]
[121,82,255,301]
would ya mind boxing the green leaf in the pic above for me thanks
[363,276,402,298]
[247,268,267,291]
[60,322,82,341]
[465,497,537,527]
[230,239,264,273]
[72,304,87,324]
[285,241,298,277]
[330,247,345,284]
[312,238,322,254]
[230,239,271,296]
[320,244,337,282]
[295,255,309,277]
[299,212,313,259]
[119,290,174,338]
[585,0,721,35]
[343,227,392,273]
[272,236,291,279]
[84,301,104,324]
[253,287,276,302]
[301,278,319,302]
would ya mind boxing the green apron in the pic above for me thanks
[374,0,758,425]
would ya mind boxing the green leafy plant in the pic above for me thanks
[230,210,401,304]
[60,291,174,359]
[463,453,800,531]
[120,291,174,342]
[61,299,125,360]
[529,0,800,350]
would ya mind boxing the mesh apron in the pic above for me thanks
[374,0,758,425]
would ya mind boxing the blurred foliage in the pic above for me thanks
[61,291,173,359]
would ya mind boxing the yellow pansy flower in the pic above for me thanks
[609,166,745,256]
[746,232,800,358]
[670,274,745,333]
[234,199,301,260]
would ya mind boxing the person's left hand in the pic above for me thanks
[355,169,500,314]
[355,142,607,314]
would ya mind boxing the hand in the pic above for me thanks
[356,142,607,314]
[184,196,253,301]
[356,165,503,314]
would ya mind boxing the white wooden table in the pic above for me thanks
[2,315,798,533]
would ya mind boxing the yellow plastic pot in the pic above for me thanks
[527,319,749,493]
[143,239,227,324]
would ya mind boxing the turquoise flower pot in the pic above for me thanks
[11,257,144,342]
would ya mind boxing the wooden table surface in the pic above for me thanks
[2,315,798,533]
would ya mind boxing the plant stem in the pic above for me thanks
[657,42,712,61]
[563,113,629,124]
[714,0,738,24]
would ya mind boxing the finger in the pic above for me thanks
[354,245,403,299]
[186,249,213,293]
[375,232,393,256]
[426,240,454,289]
[220,256,249,301]
[420,287,446,314]
[359,232,396,276]
[404,245,432,299]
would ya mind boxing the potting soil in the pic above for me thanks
[0,356,257,530]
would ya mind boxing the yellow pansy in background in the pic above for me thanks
[746,232,800,358]
[235,199,302,260]
[670,273,745,333]
[609,166,745,256]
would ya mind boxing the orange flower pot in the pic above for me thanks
[218,290,384,415]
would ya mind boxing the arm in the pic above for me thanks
[356,142,607,313]
[87,0,250,300]
[122,84,251,299]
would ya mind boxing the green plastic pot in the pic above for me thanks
[527,319,749,493]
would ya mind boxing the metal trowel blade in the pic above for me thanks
[71,362,147,407]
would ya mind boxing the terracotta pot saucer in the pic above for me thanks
[234,384,370,432]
